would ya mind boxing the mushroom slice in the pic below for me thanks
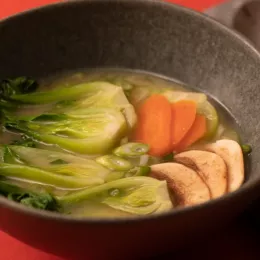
[205,139,244,192]
[175,150,227,198]
[151,163,211,207]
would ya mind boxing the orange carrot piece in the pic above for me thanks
[171,100,197,148]
[174,114,207,152]
[133,94,172,157]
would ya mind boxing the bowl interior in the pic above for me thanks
[0,0,260,213]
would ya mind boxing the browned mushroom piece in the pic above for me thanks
[205,139,244,192]
[150,163,211,207]
[175,150,228,198]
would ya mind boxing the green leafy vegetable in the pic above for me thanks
[10,81,121,104]
[0,163,104,189]
[11,135,35,147]
[163,153,174,162]
[59,177,173,215]
[9,192,58,211]
[2,81,137,156]
[0,180,58,211]
[5,81,137,131]
[0,77,38,112]
[5,107,127,155]
[0,77,38,98]
[53,83,137,130]
[3,146,25,164]
[0,146,111,186]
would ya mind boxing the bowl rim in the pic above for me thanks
[0,0,260,225]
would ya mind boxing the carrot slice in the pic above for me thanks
[174,114,207,152]
[133,94,172,157]
[171,100,197,148]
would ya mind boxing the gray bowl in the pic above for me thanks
[0,0,260,259]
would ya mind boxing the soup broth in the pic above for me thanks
[0,69,249,218]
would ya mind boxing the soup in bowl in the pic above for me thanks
[0,69,250,218]
[0,0,259,259]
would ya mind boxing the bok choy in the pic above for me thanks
[2,81,137,129]
[0,145,112,187]
[59,177,173,215]
[2,80,138,155]
[5,107,127,155]
[0,180,58,211]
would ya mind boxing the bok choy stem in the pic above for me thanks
[0,163,98,189]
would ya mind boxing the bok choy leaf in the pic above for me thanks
[0,180,58,211]
[0,77,38,98]
[10,81,123,104]
[5,107,127,155]
[0,163,106,189]
[59,177,173,215]
[3,81,137,130]
[0,145,111,186]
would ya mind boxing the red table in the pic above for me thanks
[0,1,230,260]
[0,0,225,19]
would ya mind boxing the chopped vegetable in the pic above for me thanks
[96,155,133,171]
[171,100,197,147]
[174,114,207,152]
[133,95,172,157]
[113,142,149,157]
[59,177,173,215]
[197,101,219,139]
[163,153,174,162]
[241,144,252,155]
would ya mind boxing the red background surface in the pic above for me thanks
[0,1,226,260]
[0,0,225,19]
